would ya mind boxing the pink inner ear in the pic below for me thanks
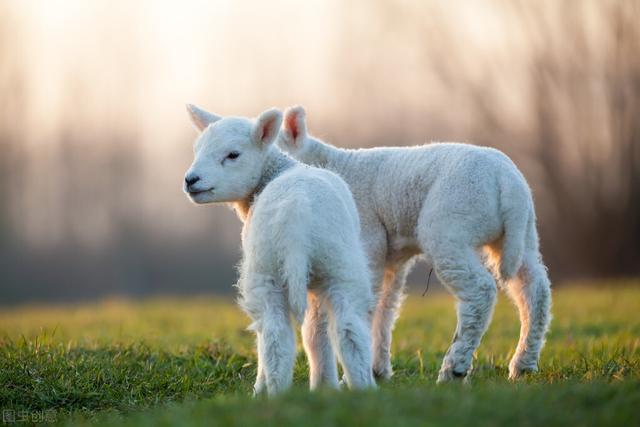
[286,113,299,141]
[261,118,275,142]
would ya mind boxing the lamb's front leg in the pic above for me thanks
[371,261,413,379]
[302,293,339,390]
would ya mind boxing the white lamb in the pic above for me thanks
[183,105,376,396]
[278,106,552,382]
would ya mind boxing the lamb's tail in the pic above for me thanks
[283,251,309,324]
[278,192,312,323]
[498,175,532,280]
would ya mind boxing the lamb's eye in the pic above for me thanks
[227,151,240,160]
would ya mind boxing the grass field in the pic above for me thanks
[1,284,639,426]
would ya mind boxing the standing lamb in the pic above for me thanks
[278,106,552,382]
[183,105,376,396]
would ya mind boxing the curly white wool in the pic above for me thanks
[184,105,376,396]
[278,106,552,382]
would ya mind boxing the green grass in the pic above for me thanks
[1,285,639,426]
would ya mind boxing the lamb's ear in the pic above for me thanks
[186,104,221,132]
[251,108,283,147]
[279,106,308,150]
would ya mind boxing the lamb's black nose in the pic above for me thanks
[185,175,200,188]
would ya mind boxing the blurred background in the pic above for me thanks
[0,0,638,305]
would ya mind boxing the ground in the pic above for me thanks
[0,283,638,426]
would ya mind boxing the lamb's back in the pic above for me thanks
[336,143,527,238]
[247,165,362,273]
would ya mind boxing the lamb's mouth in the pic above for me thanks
[188,188,214,196]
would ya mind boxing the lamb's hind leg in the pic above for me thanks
[242,276,296,396]
[506,253,552,379]
[432,246,497,383]
[253,331,266,396]
[301,292,339,390]
[371,260,413,379]
[328,287,376,389]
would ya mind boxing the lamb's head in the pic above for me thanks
[277,105,309,156]
[184,104,283,204]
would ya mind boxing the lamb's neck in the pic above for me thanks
[306,138,364,181]
[298,136,342,168]
[253,148,296,200]
[232,148,295,222]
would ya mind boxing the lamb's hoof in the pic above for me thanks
[437,368,468,384]
[373,364,393,381]
[508,363,538,381]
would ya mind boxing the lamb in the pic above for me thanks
[183,105,376,396]
[278,106,552,382]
